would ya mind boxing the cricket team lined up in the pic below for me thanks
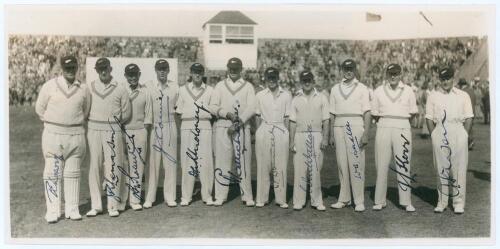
[36,55,473,223]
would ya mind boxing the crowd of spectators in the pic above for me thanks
[9,34,481,105]
[9,35,200,105]
[258,37,480,93]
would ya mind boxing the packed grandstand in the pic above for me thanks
[8,35,482,106]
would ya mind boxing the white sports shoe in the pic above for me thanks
[405,205,416,212]
[143,202,153,209]
[316,204,326,211]
[293,205,303,210]
[108,210,119,217]
[355,204,365,212]
[85,209,102,217]
[180,201,190,206]
[434,205,446,213]
[213,199,224,206]
[45,213,58,223]
[246,200,255,207]
[255,202,265,208]
[454,206,464,214]
[205,200,214,206]
[65,212,82,220]
[372,204,386,210]
[130,204,143,211]
[330,201,351,209]
[279,203,289,209]
[166,201,177,207]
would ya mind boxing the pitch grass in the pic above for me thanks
[9,106,491,239]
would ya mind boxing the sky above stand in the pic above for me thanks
[5,4,492,40]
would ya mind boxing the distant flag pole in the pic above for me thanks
[419,11,433,26]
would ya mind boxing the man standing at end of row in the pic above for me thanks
[36,55,90,223]
[289,70,329,211]
[212,57,256,206]
[87,57,131,217]
[371,63,417,212]
[426,67,473,214]
[176,63,215,206]
[144,59,180,208]
[255,67,291,209]
[329,59,371,212]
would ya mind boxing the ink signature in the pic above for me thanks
[345,121,362,180]
[105,119,122,202]
[44,153,64,203]
[299,124,316,203]
[232,103,245,195]
[113,116,144,201]
[186,102,211,177]
[214,102,245,195]
[152,90,177,164]
[269,125,280,189]
[214,168,242,186]
[438,110,460,197]
[390,133,417,191]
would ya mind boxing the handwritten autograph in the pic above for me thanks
[389,134,417,192]
[113,116,144,201]
[214,102,244,195]
[152,90,177,164]
[438,110,460,197]
[44,153,64,203]
[269,125,280,189]
[105,119,122,202]
[345,121,362,180]
[299,125,316,204]
[186,102,211,177]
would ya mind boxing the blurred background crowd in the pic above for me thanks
[8,35,489,123]
[8,35,200,105]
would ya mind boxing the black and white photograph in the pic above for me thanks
[4,2,496,246]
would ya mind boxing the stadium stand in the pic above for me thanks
[8,35,482,105]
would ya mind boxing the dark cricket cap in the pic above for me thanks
[299,70,314,81]
[125,63,140,75]
[190,63,205,74]
[264,67,279,78]
[227,57,243,69]
[386,63,402,76]
[458,78,467,86]
[341,59,357,71]
[95,57,111,69]
[155,59,170,70]
[439,67,454,81]
[60,55,78,70]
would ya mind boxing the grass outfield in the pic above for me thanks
[9,106,491,239]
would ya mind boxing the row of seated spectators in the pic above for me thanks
[9,35,480,105]
[9,35,200,105]
[257,37,480,92]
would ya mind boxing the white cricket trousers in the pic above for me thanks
[293,131,324,208]
[87,128,125,212]
[42,129,86,220]
[146,121,178,204]
[431,122,468,209]
[333,118,365,206]
[118,128,148,208]
[180,126,214,203]
[374,119,413,206]
[214,125,253,203]
[256,123,289,205]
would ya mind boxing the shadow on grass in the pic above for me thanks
[78,180,442,212]
[468,169,491,182]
